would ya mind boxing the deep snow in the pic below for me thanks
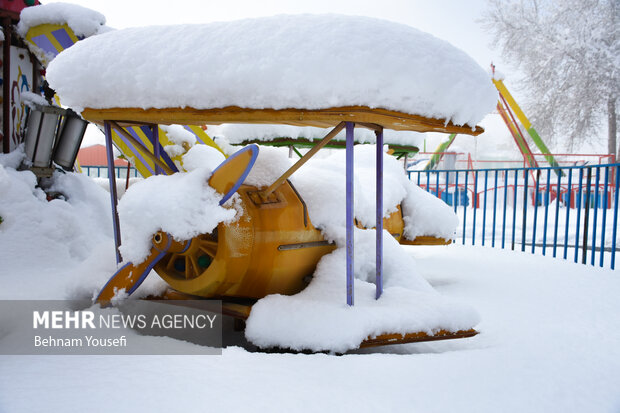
[1,147,619,411]
[1,245,618,412]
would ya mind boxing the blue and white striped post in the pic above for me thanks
[104,121,122,265]
[346,122,355,306]
[375,127,384,299]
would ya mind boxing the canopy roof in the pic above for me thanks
[47,14,497,135]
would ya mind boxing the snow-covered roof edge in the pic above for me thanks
[17,2,107,38]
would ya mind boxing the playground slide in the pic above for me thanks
[424,74,561,174]
[492,78,561,170]
[424,133,457,170]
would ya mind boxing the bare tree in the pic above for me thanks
[482,0,619,158]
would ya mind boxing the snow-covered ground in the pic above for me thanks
[1,245,618,412]
[4,5,617,410]
[2,147,620,411]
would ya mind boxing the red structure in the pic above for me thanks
[77,144,128,167]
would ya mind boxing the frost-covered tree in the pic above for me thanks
[482,0,619,157]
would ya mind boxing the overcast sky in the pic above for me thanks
[55,0,602,154]
[46,0,511,74]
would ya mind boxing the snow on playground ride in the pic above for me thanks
[43,12,498,351]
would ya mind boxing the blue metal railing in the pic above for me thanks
[81,165,140,179]
[409,163,620,270]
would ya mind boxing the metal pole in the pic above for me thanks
[574,168,584,263]
[511,170,518,250]
[543,168,551,255]
[492,170,498,247]
[611,166,620,269]
[599,166,609,267]
[501,169,508,249]
[375,127,383,299]
[482,170,488,246]
[521,169,528,252]
[472,170,478,245]
[582,167,592,265]
[463,171,469,244]
[346,122,355,306]
[563,167,573,259]
[532,169,541,254]
[590,167,601,265]
[125,162,131,191]
[104,121,122,264]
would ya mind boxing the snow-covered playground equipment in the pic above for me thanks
[14,5,500,351]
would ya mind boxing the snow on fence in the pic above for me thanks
[409,163,620,270]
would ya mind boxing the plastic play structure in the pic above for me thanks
[91,114,479,348]
[12,7,496,350]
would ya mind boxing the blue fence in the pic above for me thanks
[408,163,620,270]
[81,165,140,179]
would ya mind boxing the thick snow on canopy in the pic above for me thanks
[17,2,107,38]
[46,14,497,127]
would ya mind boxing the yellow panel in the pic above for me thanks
[110,128,156,178]
[25,23,80,64]
[186,125,226,157]
[109,125,227,178]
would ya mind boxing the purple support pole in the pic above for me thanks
[346,122,355,306]
[376,128,384,299]
[152,125,161,175]
[104,121,122,264]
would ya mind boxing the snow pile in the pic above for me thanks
[401,184,459,240]
[243,145,465,351]
[47,14,497,127]
[290,144,458,241]
[181,144,226,172]
[0,148,113,299]
[117,167,237,264]
[17,2,107,38]
[161,124,196,162]
[243,146,293,188]
[20,91,51,109]
[246,232,478,352]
